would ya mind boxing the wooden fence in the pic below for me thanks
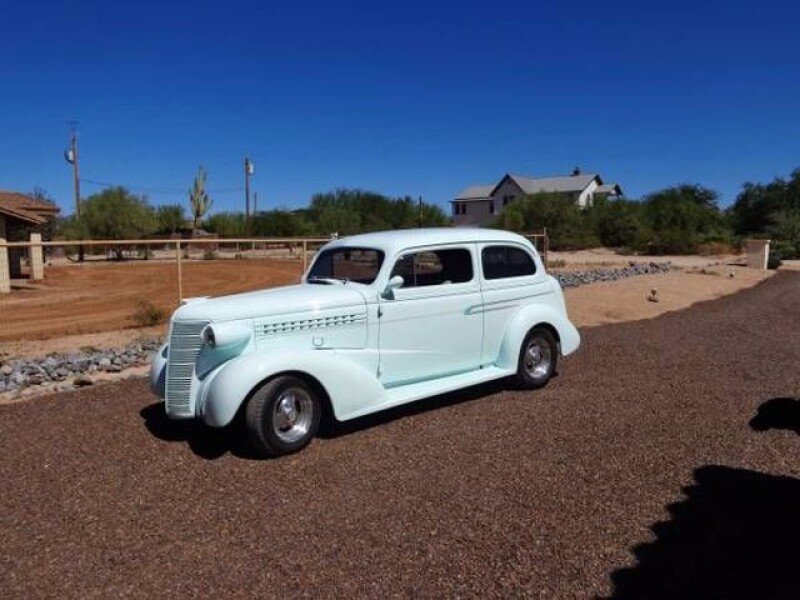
[0,236,331,300]
[0,229,550,300]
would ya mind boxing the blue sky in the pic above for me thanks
[2,0,799,215]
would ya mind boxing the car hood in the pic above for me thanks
[172,283,368,322]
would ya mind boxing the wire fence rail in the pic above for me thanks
[0,231,549,343]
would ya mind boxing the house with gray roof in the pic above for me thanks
[451,169,623,226]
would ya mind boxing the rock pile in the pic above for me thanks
[0,339,162,395]
[553,261,673,288]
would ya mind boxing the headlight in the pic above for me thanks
[201,325,216,347]
[199,322,250,349]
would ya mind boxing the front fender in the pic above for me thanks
[150,343,168,397]
[496,304,580,370]
[200,348,384,427]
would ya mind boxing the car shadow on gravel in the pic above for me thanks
[139,402,262,460]
[139,373,520,460]
[749,397,800,435]
[602,465,800,600]
[139,377,522,458]
[317,377,517,439]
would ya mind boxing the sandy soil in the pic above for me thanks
[0,258,304,342]
[548,246,740,269]
[1,260,774,360]
[0,262,775,405]
[565,264,773,328]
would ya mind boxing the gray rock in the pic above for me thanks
[1,364,12,376]
[74,374,94,387]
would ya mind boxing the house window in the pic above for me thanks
[489,200,495,215]
[503,195,515,206]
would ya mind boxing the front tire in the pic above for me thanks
[515,327,558,389]
[245,375,321,457]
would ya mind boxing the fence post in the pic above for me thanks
[0,238,9,293]
[29,233,44,280]
[543,227,549,269]
[302,240,308,274]
[175,240,183,303]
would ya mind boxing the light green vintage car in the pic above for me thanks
[151,228,580,456]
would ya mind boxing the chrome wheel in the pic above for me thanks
[524,334,553,381]
[272,388,314,444]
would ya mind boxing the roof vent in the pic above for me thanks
[572,166,582,176]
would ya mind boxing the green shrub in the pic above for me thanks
[767,255,783,270]
[203,249,218,260]
[132,300,165,327]
[771,240,800,260]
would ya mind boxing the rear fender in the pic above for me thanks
[496,304,580,370]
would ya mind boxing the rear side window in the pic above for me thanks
[390,248,473,288]
[482,245,536,280]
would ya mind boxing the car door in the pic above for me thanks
[478,242,551,365]
[377,244,482,387]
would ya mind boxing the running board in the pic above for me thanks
[341,366,514,421]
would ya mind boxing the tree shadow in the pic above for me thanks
[602,465,800,600]
[140,376,521,458]
[749,397,800,435]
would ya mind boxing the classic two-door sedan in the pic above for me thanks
[151,228,580,456]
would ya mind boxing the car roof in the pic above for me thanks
[325,227,534,255]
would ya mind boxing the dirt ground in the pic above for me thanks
[548,246,739,269]
[564,264,773,328]
[1,271,798,598]
[0,258,775,359]
[0,258,304,343]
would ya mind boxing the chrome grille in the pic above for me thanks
[165,320,208,417]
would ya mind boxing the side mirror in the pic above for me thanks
[382,275,404,298]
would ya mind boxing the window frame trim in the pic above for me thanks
[384,243,479,299]
[305,245,386,285]
[479,243,539,282]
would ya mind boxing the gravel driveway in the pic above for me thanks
[2,272,799,598]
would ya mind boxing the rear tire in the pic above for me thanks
[515,327,558,389]
[245,375,321,457]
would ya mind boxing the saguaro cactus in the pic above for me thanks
[189,166,212,230]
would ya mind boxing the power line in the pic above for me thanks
[81,177,245,196]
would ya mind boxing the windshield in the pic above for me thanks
[307,247,385,284]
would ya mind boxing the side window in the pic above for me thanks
[482,245,536,280]
[390,248,473,288]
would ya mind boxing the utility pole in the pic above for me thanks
[253,192,258,215]
[244,157,254,234]
[64,122,83,260]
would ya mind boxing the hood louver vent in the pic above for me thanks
[255,312,366,340]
